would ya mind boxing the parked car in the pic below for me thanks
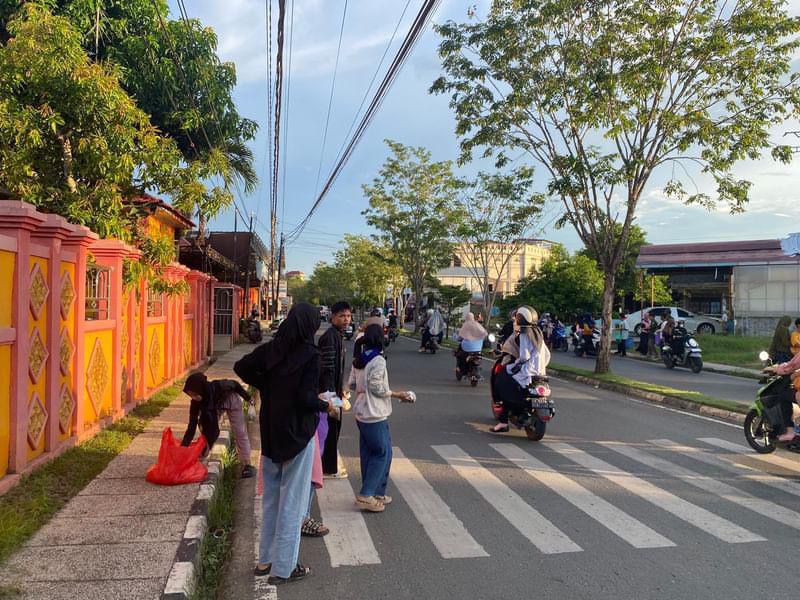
[624,307,721,336]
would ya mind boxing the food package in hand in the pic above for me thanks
[405,391,416,403]
[321,390,344,408]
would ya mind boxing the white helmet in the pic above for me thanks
[516,305,538,326]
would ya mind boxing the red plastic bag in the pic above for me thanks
[146,427,208,485]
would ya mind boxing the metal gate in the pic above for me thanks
[214,288,234,335]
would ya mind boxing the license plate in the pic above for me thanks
[531,399,552,409]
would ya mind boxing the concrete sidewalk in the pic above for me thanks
[0,343,256,600]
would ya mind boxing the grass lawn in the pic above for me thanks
[695,334,771,369]
[0,380,185,566]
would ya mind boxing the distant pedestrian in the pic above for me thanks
[348,324,415,512]
[721,310,729,335]
[320,301,353,479]
[769,315,793,364]
[234,303,336,585]
[637,311,651,355]
[616,314,628,357]
[181,372,255,478]
[791,318,800,356]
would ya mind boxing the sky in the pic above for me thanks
[170,0,800,275]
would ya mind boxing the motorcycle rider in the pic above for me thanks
[499,310,517,344]
[455,313,487,377]
[419,308,445,353]
[490,306,551,433]
[762,350,800,442]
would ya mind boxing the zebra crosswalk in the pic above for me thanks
[304,437,800,567]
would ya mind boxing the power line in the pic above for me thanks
[280,0,295,235]
[285,0,443,243]
[312,0,349,199]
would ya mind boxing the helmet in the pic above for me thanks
[427,309,434,317]
[370,308,382,317]
[516,305,538,326]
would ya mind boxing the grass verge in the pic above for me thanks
[189,449,237,600]
[549,362,748,414]
[0,379,185,565]
[695,334,771,370]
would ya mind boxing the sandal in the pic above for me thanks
[490,423,509,433]
[267,563,310,585]
[301,517,330,537]
[241,465,256,479]
[254,563,271,577]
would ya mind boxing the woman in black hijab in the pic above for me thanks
[234,303,335,584]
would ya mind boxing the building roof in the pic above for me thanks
[129,194,194,230]
[637,239,800,269]
[207,231,270,265]
[437,266,487,278]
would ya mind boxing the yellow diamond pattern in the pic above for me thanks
[86,338,109,417]
[27,393,47,449]
[29,263,49,321]
[28,328,48,384]
[59,328,74,376]
[60,272,75,319]
[58,384,74,434]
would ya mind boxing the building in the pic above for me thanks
[637,238,800,335]
[285,270,305,280]
[438,239,554,297]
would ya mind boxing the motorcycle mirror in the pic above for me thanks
[488,334,497,343]
[758,350,770,362]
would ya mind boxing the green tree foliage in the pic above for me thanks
[454,167,543,326]
[432,0,800,372]
[505,245,604,320]
[363,140,462,329]
[305,263,355,307]
[0,5,182,239]
[335,235,405,309]
[633,273,674,306]
[287,274,310,305]
[435,283,472,338]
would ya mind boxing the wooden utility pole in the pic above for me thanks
[243,213,254,318]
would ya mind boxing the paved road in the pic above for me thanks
[549,345,760,404]
[240,333,799,600]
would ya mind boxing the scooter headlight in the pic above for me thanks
[488,334,497,343]
[688,339,699,348]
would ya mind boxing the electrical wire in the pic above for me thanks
[285,0,442,243]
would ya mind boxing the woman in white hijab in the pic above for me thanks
[455,313,488,375]
[419,308,446,352]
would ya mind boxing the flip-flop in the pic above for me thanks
[267,564,310,585]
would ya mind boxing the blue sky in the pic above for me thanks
[172,1,800,274]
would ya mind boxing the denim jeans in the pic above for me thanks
[357,419,392,497]
[259,439,314,578]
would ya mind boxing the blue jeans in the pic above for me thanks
[259,439,314,578]
[357,420,392,497]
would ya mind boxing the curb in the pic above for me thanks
[547,367,747,425]
[621,351,761,380]
[161,428,232,600]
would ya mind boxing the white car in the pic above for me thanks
[624,307,722,336]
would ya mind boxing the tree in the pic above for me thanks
[454,168,543,326]
[363,140,462,330]
[504,245,604,321]
[580,224,647,303]
[305,263,354,307]
[633,272,673,307]
[0,4,182,239]
[335,235,403,310]
[436,283,472,339]
[432,0,800,373]
[287,274,311,305]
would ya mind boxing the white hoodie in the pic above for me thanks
[348,355,393,423]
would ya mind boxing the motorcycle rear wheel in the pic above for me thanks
[470,377,478,387]
[690,357,703,373]
[662,354,674,369]
[524,419,547,441]
[744,409,776,454]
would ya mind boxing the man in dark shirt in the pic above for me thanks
[319,301,352,477]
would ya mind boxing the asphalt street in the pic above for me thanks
[256,333,799,600]
[549,343,760,404]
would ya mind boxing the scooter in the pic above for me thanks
[244,318,262,343]
[661,327,703,373]
[344,322,355,341]
[744,351,800,454]
[573,328,601,357]
[489,358,555,441]
[420,327,440,354]
[455,350,484,387]
[550,324,569,352]
[387,326,399,344]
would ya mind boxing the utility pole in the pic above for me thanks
[273,233,285,317]
[243,213,254,319]
[232,210,238,286]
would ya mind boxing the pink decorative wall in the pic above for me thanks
[0,201,217,494]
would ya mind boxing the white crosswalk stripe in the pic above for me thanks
[317,478,381,567]
[433,444,582,554]
[391,447,488,559]
[650,439,800,499]
[699,437,800,475]
[491,443,675,549]
[545,442,765,544]
[601,442,800,532]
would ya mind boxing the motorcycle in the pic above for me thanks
[344,322,355,341]
[455,350,484,387]
[388,326,399,343]
[244,318,262,343]
[744,351,800,454]
[489,358,555,440]
[550,323,569,352]
[420,327,440,354]
[660,327,703,373]
[573,328,601,357]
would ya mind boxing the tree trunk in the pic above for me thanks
[594,271,616,374]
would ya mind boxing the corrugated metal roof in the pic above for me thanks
[637,239,800,268]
